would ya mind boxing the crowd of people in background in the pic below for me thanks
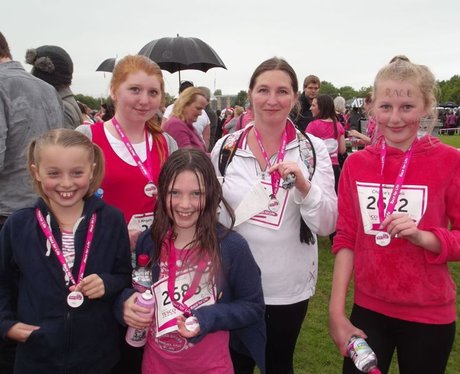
[1,29,460,374]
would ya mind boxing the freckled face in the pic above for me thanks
[373,79,428,150]
[32,145,94,212]
[111,71,162,124]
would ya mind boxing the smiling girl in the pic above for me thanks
[76,55,177,252]
[329,57,460,373]
[0,129,131,373]
[121,149,265,373]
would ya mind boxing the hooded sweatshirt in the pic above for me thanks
[0,196,131,373]
[333,136,460,325]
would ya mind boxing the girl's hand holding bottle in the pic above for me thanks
[123,292,154,329]
[329,313,367,357]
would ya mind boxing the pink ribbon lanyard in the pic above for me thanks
[376,141,414,224]
[36,209,96,286]
[111,117,153,183]
[167,238,208,317]
[253,126,288,197]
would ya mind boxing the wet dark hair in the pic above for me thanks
[151,149,235,276]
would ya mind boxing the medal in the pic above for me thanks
[144,182,157,197]
[374,140,415,246]
[268,195,280,212]
[253,126,289,209]
[184,316,200,332]
[375,231,391,247]
[112,117,156,198]
[67,291,84,308]
[36,209,96,308]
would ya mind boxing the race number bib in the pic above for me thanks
[248,180,289,230]
[152,268,216,337]
[127,212,154,232]
[356,182,428,235]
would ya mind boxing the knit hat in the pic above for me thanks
[25,45,73,88]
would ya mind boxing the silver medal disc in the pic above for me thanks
[375,231,391,247]
[268,197,280,212]
[144,182,158,197]
[185,316,200,332]
[67,291,84,308]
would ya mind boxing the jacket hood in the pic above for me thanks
[364,135,442,157]
[35,195,105,230]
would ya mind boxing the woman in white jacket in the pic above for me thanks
[211,57,337,374]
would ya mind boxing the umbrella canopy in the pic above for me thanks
[96,57,116,72]
[138,36,226,74]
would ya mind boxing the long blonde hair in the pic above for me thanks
[172,87,207,122]
[372,57,439,129]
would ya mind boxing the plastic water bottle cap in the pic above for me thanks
[141,290,153,300]
[137,254,149,267]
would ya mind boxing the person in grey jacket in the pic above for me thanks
[0,31,64,374]
[26,44,82,129]
[0,33,64,222]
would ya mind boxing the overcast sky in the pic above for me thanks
[3,0,459,98]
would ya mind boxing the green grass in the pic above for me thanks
[439,134,460,148]
[293,237,460,373]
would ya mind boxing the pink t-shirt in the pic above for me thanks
[163,117,207,152]
[306,119,345,165]
[142,246,233,374]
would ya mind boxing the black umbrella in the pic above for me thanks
[138,35,226,84]
[96,57,116,72]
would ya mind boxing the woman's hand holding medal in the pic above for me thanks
[269,160,311,197]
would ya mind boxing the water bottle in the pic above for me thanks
[125,289,155,347]
[132,254,152,293]
[94,188,104,199]
[347,336,381,373]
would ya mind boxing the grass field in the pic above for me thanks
[439,134,460,148]
[291,135,460,373]
[292,238,460,373]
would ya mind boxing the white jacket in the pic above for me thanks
[211,124,337,304]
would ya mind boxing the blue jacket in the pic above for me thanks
[117,226,267,373]
[0,196,132,374]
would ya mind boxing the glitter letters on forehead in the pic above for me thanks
[384,88,413,98]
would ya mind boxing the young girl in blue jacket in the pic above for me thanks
[0,129,132,373]
[121,149,266,374]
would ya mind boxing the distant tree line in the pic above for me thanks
[76,75,460,110]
